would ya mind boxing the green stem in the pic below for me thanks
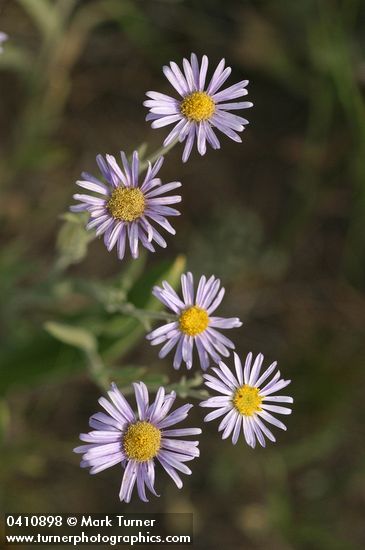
[109,302,176,323]
[86,350,109,390]
[139,138,179,171]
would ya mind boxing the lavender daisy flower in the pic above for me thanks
[70,151,181,259]
[144,53,253,162]
[0,32,8,53]
[74,382,201,503]
[146,272,242,371]
[200,352,293,448]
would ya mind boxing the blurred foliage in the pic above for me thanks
[1,0,365,549]
[1,248,187,394]
[56,212,95,269]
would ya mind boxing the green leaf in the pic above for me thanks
[56,212,94,269]
[44,321,97,354]
[128,254,186,308]
[0,332,82,396]
[108,365,169,388]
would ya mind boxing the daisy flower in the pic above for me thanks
[144,53,253,162]
[70,151,181,260]
[146,272,242,371]
[200,352,293,448]
[74,382,201,503]
[0,32,8,53]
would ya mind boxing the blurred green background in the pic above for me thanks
[1,0,365,548]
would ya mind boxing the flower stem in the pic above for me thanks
[109,301,176,323]
[139,138,179,171]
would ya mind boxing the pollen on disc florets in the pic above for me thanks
[232,385,262,416]
[123,421,161,462]
[179,306,209,337]
[108,187,145,222]
[180,91,216,122]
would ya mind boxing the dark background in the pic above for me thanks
[1,1,365,548]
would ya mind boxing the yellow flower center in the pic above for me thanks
[123,421,161,462]
[232,385,262,416]
[107,187,145,222]
[180,91,215,122]
[179,306,209,336]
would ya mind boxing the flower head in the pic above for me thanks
[200,352,293,448]
[0,32,8,54]
[74,382,201,503]
[146,272,242,371]
[144,53,253,162]
[70,151,181,260]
